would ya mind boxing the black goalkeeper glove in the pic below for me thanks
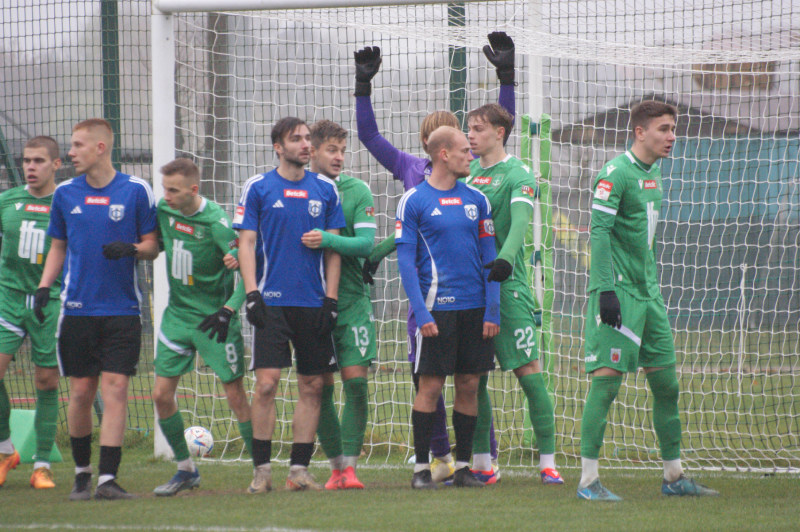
[362,257,381,285]
[354,46,382,97]
[198,307,234,343]
[317,297,338,337]
[599,290,622,329]
[245,290,268,330]
[484,258,513,283]
[482,31,515,85]
[33,287,50,324]
[102,241,138,260]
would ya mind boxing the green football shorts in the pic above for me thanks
[155,308,245,383]
[0,289,58,367]
[584,288,676,374]
[493,283,539,371]
[333,297,377,368]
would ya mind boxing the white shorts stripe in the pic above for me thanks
[0,315,25,337]
[592,203,618,216]
[157,330,194,357]
[617,325,642,346]
[414,328,423,374]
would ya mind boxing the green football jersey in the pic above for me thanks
[0,186,60,296]
[588,150,663,300]
[335,173,376,308]
[158,197,243,317]
[464,155,537,287]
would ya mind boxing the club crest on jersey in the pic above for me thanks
[464,204,478,221]
[610,348,621,364]
[109,204,125,222]
[492,176,502,187]
[25,204,50,214]
[439,197,462,206]
[194,227,205,240]
[480,219,495,238]
[595,180,613,201]
[472,176,492,185]
[308,200,322,218]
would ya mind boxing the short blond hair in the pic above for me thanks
[73,118,114,148]
[426,126,463,162]
[420,111,459,154]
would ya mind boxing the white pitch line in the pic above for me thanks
[1,525,364,532]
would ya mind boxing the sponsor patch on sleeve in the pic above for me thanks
[228,238,239,250]
[365,206,375,217]
[479,219,495,238]
[521,185,536,198]
[594,180,613,201]
[395,220,402,239]
[233,205,245,225]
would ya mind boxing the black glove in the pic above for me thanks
[362,257,381,285]
[198,307,234,343]
[599,290,622,329]
[245,290,268,329]
[33,287,50,324]
[102,241,137,260]
[317,297,338,337]
[484,258,513,283]
[482,31,515,85]
[354,46,382,97]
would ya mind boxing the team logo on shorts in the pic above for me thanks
[308,200,322,218]
[464,204,478,221]
[610,348,621,364]
[109,204,125,222]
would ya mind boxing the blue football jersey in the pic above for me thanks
[395,180,495,311]
[48,172,157,316]
[233,168,346,307]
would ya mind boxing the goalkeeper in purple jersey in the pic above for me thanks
[355,32,514,481]
[577,101,718,501]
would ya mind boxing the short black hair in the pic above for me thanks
[630,101,677,132]
[271,117,308,146]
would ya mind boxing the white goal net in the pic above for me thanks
[157,0,800,472]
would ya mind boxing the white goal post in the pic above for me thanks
[150,0,800,472]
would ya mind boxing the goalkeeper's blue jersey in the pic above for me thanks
[233,168,346,308]
[47,172,157,316]
[395,180,495,311]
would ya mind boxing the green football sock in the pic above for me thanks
[646,366,682,461]
[519,373,555,455]
[580,375,622,460]
[341,377,369,457]
[159,411,190,462]
[472,374,492,455]
[34,388,59,462]
[316,384,343,460]
[0,380,10,441]
[238,420,253,456]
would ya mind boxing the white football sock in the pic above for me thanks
[539,453,556,471]
[97,474,115,486]
[33,461,51,471]
[75,465,92,475]
[177,458,195,473]
[472,453,492,472]
[414,462,431,473]
[579,457,599,488]
[329,454,343,471]
[0,438,14,454]
[342,455,357,470]
[454,460,470,471]
[663,459,683,482]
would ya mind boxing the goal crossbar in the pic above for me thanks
[154,0,494,14]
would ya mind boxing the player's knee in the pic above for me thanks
[298,375,324,399]
[649,369,679,403]
[225,384,249,414]
[33,369,59,391]
[254,376,279,400]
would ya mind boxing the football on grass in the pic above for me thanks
[184,426,214,457]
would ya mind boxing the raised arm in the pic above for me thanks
[484,32,516,131]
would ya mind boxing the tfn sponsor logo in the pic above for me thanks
[18,221,46,264]
[85,196,110,205]
[175,222,194,235]
[66,301,83,309]
[594,180,613,201]
[436,296,456,304]
[263,291,282,299]
[439,197,462,206]
[472,176,492,185]
[25,204,50,214]
[644,180,658,189]
[171,240,193,285]
[284,189,308,199]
